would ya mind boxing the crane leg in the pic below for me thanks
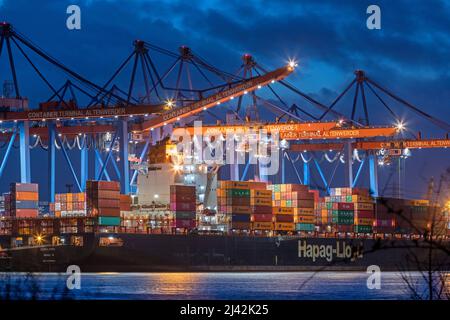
[120,120,130,194]
[19,121,31,183]
[369,152,379,197]
[48,122,56,201]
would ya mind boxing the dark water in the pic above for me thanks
[0,272,438,300]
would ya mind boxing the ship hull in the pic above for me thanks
[1,233,449,272]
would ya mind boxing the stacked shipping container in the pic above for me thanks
[170,185,196,229]
[9,183,39,218]
[217,181,267,230]
[268,184,315,232]
[318,187,375,233]
[250,189,273,231]
[52,193,86,217]
[86,180,121,226]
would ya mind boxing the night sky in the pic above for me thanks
[0,0,449,201]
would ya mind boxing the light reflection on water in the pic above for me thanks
[0,272,442,300]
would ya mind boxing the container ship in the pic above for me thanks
[0,178,449,272]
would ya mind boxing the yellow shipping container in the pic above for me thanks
[250,190,272,199]
[274,193,281,201]
[272,207,294,214]
[274,222,295,231]
[294,215,315,223]
[293,207,315,215]
[351,195,374,203]
[355,218,374,225]
[67,193,73,202]
[410,199,430,206]
[251,222,273,230]
[354,202,374,211]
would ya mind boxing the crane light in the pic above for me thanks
[166,99,175,108]
[396,121,405,131]
[288,59,298,69]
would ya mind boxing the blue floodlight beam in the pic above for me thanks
[48,123,56,202]
[369,153,379,197]
[120,120,129,194]
[240,156,251,181]
[286,151,303,184]
[130,134,152,187]
[313,158,330,194]
[0,129,17,179]
[94,148,112,181]
[96,131,118,181]
[80,142,88,191]
[56,134,82,192]
[19,121,31,183]
[303,161,310,186]
[352,158,366,188]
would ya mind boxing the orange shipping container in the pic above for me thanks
[294,215,315,223]
[14,191,38,201]
[293,207,314,215]
[273,222,295,231]
[251,222,273,230]
[250,190,272,198]
[272,207,294,214]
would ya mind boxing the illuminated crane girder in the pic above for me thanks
[0,104,166,122]
[135,64,295,132]
[288,138,450,152]
[184,123,398,140]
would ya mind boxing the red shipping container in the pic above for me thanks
[170,185,196,195]
[170,202,196,211]
[90,190,119,199]
[292,191,315,200]
[175,219,196,228]
[352,188,370,196]
[296,199,315,208]
[94,199,120,208]
[274,214,294,223]
[337,202,354,210]
[336,225,353,232]
[14,209,38,218]
[251,205,272,214]
[170,194,196,202]
[98,208,121,217]
[87,180,120,191]
[354,210,375,219]
[252,213,273,222]
[10,183,39,193]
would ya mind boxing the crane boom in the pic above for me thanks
[136,64,295,132]
[184,123,398,140]
[0,104,166,122]
[289,138,450,152]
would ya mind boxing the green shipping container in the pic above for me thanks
[98,216,121,226]
[326,202,332,209]
[226,189,250,197]
[296,223,315,231]
[346,196,352,203]
[332,217,354,224]
[354,225,373,233]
